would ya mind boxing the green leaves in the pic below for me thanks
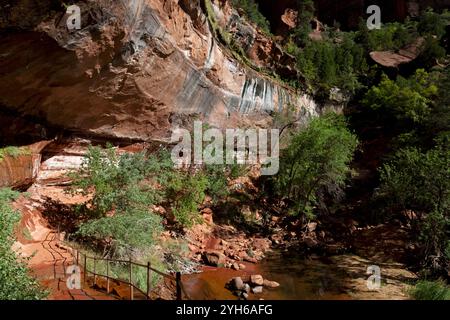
[363,70,438,124]
[378,142,449,213]
[377,141,450,268]
[410,280,450,300]
[71,145,242,255]
[71,147,168,257]
[275,114,358,218]
[77,210,163,257]
[0,188,47,300]
[295,33,367,93]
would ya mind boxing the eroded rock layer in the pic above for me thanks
[0,0,317,141]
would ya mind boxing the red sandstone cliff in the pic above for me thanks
[0,0,317,143]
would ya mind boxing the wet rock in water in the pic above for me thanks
[229,277,244,291]
[243,283,251,293]
[250,275,264,286]
[242,292,249,300]
[263,279,280,288]
[238,264,246,270]
[203,250,226,267]
[252,286,263,294]
[232,263,240,270]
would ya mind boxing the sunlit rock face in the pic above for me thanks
[0,0,317,142]
[0,142,51,189]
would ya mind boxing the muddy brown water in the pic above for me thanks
[183,251,351,300]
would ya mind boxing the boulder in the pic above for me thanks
[203,250,226,267]
[252,286,263,294]
[229,277,244,291]
[243,284,251,293]
[232,263,240,270]
[238,264,246,270]
[250,275,264,286]
[263,279,280,288]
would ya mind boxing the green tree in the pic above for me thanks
[275,113,358,219]
[292,0,315,46]
[71,146,165,258]
[363,70,438,124]
[418,9,446,39]
[377,141,450,270]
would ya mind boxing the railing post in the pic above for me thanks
[106,259,110,294]
[83,254,87,285]
[176,272,182,301]
[93,257,97,286]
[146,262,152,300]
[129,258,134,301]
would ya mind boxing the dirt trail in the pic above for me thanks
[13,191,117,300]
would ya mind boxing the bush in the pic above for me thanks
[77,210,163,258]
[363,70,438,124]
[72,145,242,254]
[295,33,367,93]
[274,113,358,219]
[165,170,208,228]
[377,141,449,270]
[0,188,46,300]
[378,142,449,215]
[71,146,167,258]
[418,9,447,39]
[410,280,450,300]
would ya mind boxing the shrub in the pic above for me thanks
[71,146,166,258]
[377,142,449,270]
[0,188,46,300]
[165,170,208,228]
[377,143,449,215]
[363,70,438,124]
[410,280,450,300]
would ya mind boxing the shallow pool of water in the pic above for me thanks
[183,251,351,300]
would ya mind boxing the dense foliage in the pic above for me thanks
[410,280,450,300]
[0,188,46,300]
[363,69,438,124]
[71,145,243,257]
[275,114,358,219]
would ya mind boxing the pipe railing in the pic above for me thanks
[73,249,188,300]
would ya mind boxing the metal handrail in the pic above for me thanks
[73,249,189,300]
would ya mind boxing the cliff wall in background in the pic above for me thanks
[0,0,318,142]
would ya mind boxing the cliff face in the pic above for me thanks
[0,0,317,142]
[0,142,51,189]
